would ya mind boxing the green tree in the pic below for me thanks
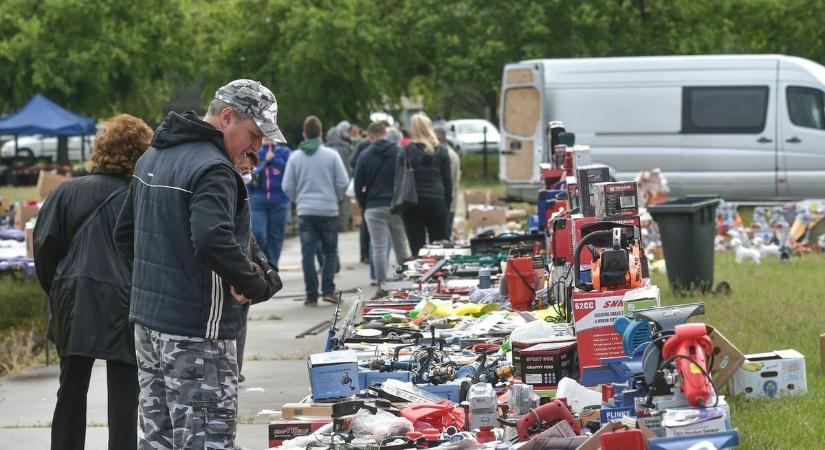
[0,0,195,121]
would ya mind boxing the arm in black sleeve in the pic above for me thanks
[353,157,368,209]
[33,193,64,295]
[190,165,267,299]
[440,150,453,210]
[113,183,136,260]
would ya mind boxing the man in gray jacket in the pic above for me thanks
[282,116,348,306]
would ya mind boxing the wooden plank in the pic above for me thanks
[506,139,535,181]
[506,68,534,84]
[504,87,539,137]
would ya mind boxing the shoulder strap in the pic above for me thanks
[67,186,128,249]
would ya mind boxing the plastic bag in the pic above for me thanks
[350,408,414,442]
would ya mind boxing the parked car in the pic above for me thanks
[499,54,825,201]
[444,119,501,153]
[0,135,95,161]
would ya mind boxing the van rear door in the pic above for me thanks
[500,63,544,185]
[777,80,825,198]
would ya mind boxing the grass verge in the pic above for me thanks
[0,278,48,376]
[652,251,825,449]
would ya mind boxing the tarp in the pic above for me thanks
[0,94,95,136]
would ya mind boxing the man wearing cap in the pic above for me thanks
[114,79,283,449]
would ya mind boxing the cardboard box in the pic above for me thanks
[467,206,507,231]
[572,288,628,377]
[36,171,71,200]
[14,203,39,230]
[519,339,577,386]
[418,383,462,402]
[730,349,807,399]
[464,189,491,205]
[25,226,34,259]
[350,200,362,228]
[600,406,636,424]
[306,351,360,401]
[594,181,639,219]
[280,403,334,420]
[706,326,746,387]
[622,284,660,318]
[0,197,12,217]
[505,208,528,221]
[663,406,727,438]
[576,165,611,217]
[268,419,331,447]
[358,370,412,388]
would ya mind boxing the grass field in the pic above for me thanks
[0,186,38,202]
[652,251,825,449]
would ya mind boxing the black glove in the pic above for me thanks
[250,238,282,304]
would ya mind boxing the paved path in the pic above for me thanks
[0,230,375,450]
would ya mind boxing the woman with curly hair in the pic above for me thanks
[34,114,153,450]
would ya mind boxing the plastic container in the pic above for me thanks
[648,196,720,293]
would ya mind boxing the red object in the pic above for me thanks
[599,428,647,450]
[541,166,565,189]
[400,401,466,432]
[515,400,580,441]
[602,384,615,404]
[572,288,631,378]
[421,428,441,441]
[661,323,714,407]
[268,419,331,448]
[506,255,536,311]
[476,426,496,444]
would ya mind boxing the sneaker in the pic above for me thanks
[322,294,339,304]
[304,299,318,306]
[371,290,389,300]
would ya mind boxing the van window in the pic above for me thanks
[682,86,769,134]
[787,86,825,130]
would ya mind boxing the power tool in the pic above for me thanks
[574,227,642,291]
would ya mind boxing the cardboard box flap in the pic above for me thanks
[308,350,357,366]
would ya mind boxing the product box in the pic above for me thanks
[570,145,592,172]
[576,165,611,217]
[512,335,572,379]
[572,288,628,379]
[358,370,412,388]
[280,402,334,420]
[730,349,807,399]
[36,171,71,199]
[467,206,507,232]
[594,181,639,219]
[599,406,636,424]
[566,177,579,212]
[268,419,331,447]
[464,189,491,206]
[307,351,360,401]
[14,202,39,230]
[706,326,746,387]
[419,383,462,402]
[622,284,660,317]
[519,338,578,386]
[662,406,727,438]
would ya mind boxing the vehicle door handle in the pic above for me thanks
[786,137,801,144]
[757,137,773,143]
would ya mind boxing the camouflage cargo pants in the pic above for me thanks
[135,324,239,450]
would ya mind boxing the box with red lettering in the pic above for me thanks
[269,419,332,447]
[572,288,629,379]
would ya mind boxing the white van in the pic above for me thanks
[499,55,825,201]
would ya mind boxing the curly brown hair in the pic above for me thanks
[86,114,153,177]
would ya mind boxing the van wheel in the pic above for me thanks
[15,148,34,163]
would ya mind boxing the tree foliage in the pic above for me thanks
[2,0,825,132]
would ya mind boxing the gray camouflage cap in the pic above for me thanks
[214,79,286,143]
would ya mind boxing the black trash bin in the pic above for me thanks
[648,196,720,293]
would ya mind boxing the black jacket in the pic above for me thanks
[353,139,400,210]
[34,174,135,364]
[398,143,453,209]
[114,111,267,340]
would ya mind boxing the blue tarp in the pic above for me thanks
[0,94,95,136]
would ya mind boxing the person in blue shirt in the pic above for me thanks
[249,137,292,269]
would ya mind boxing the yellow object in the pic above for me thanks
[534,308,561,322]
[421,299,455,317]
[453,303,500,317]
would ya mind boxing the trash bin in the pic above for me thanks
[648,196,720,293]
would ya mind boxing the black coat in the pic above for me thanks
[34,173,135,365]
[398,142,453,209]
[353,139,400,210]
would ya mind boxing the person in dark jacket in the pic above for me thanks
[354,122,411,298]
[249,136,291,269]
[397,113,453,256]
[350,138,372,264]
[34,114,153,450]
[114,79,282,449]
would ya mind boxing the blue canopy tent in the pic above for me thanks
[0,93,96,161]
